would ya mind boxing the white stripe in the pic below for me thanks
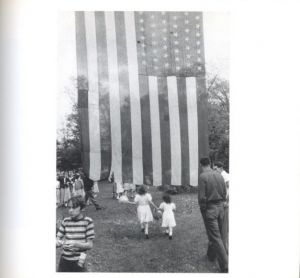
[84,12,101,181]
[167,76,181,185]
[124,12,143,184]
[148,76,162,186]
[186,77,198,186]
[105,12,122,183]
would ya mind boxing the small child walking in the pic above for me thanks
[128,185,158,239]
[56,196,95,272]
[159,194,176,240]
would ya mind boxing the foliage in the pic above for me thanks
[207,75,229,171]
[56,103,82,170]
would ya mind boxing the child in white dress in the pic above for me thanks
[159,194,176,240]
[128,185,158,239]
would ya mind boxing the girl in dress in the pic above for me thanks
[158,194,176,240]
[128,185,158,239]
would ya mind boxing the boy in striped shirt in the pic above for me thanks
[56,195,95,272]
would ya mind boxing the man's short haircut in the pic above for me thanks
[215,161,224,168]
[200,157,210,167]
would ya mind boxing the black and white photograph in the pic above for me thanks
[56,11,229,273]
[2,1,300,277]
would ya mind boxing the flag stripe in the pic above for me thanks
[167,76,181,185]
[115,12,133,183]
[177,77,190,185]
[84,12,101,181]
[148,76,162,186]
[75,12,90,176]
[124,12,144,185]
[105,12,122,183]
[95,12,111,179]
[197,75,209,161]
[186,77,198,186]
[158,77,171,185]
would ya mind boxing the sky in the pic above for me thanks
[57,12,229,130]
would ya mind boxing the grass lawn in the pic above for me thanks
[56,181,219,272]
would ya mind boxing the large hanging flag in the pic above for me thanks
[75,11,208,186]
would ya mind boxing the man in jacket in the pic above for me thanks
[198,157,228,273]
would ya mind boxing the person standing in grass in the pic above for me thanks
[158,194,176,240]
[56,196,95,272]
[128,185,158,239]
[198,157,228,273]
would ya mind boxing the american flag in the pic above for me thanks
[75,11,208,186]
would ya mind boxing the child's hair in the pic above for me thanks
[162,193,171,204]
[67,195,86,210]
[137,185,147,195]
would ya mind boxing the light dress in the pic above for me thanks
[134,193,153,223]
[159,202,176,228]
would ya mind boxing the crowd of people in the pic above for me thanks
[56,158,229,273]
[56,170,101,210]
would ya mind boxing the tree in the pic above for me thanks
[56,103,82,170]
[207,75,229,171]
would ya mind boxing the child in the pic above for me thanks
[56,196,95,272]
[159,194,176,240]
[128,185,158,239]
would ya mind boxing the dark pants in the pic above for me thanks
[201,203,228,272]
[57,257,86,272]
[84,190,100,209]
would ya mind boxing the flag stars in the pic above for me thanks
[185,29,190,33]
[173,24,178,28]
[197,49,201,54]
[140,27,145,32]
[163,28,167,33]
[152,41,157,45]
[162,20,167,24]
[197,66,202,70]
[184,12,189,15]
[163,45,168,49]
[196,24,200,29]
[196,32,201,37]
[185,37,190,41]
[187,62,191,67]
[151,15,155,19]
[174,41,179,45]
[165,63,169,68]
[139,19,144,23]
[176,66,180,70]
[187,54,191,58]
[153,58,158,62]
[196,41,201,45]
[141,43,146,48]
[175,57,180,61]
[163,53,168,58]
[163,37,167,41]
[197,57,202,62]
[161,11,166,15]
[173,32,178,37]
[154,66,158,70]
[186,46,190,50]
[174,48,179,53]
[185,20,189,24]
[195,15,200,20]
[142,60,146,65]
[173,15,177,20]
[152,49,157,54]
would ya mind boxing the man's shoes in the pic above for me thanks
[145,234,149,239]
[220,268,228,273]
[169,236,172,240]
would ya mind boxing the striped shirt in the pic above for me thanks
[57,215,95,261]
